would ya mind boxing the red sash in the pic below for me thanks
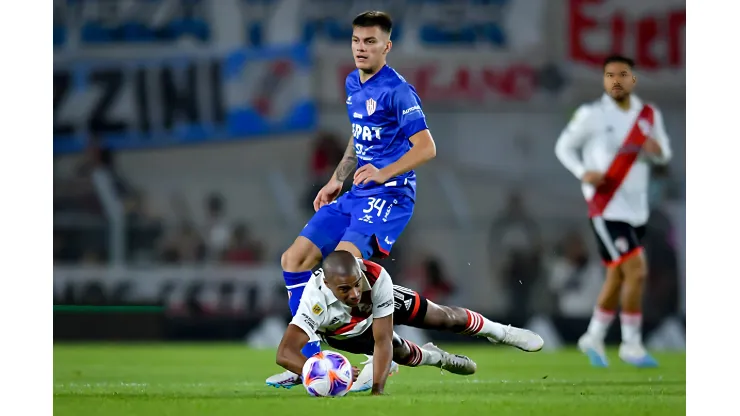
[588,104,655,217]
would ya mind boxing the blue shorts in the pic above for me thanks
[299,191,414,259]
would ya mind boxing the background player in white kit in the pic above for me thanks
[554,55,672,368]
[275,250,544,395]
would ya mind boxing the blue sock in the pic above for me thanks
[302,341,321,358]
[284,271,321,358]
[284,271,312,316]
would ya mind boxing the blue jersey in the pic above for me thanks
[345,64,429,201]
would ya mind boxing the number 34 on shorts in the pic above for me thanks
[360,196,397,223]
[299,191,415,259]
[346,193,414,257]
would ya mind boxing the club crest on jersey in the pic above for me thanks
[366,98,377,116]
[312,303,324,316]
[614,237,629,253]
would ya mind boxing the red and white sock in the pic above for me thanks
[460,309,506,341]
[400,340,436,367]
[586,307,615,340]
[620,312,643,345]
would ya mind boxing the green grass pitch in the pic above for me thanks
[54,343,685,416]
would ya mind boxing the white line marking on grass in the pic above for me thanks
[54,377,680,391]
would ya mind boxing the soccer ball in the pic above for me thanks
[301,351,354,397]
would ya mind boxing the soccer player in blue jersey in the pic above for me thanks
[266,11,437,392]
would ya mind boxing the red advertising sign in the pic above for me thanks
[335,62,539,103]
[568,0,685,70]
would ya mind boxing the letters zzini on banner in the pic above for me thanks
[53,44,316,154]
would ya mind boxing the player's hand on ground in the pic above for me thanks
[351,366,360,382]
[353,164,390,186]
[581,171,605,186]
[313,180,343,212]
[642,138,662,155]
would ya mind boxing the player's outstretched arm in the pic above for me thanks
[275,324,311,376]
[370,314,394,395]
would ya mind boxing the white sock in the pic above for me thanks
[459,309,506,340]
[419,348,440,366]
[620,312,643,345]
[586,307,615,340]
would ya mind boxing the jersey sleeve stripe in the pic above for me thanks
[362,259,383,286]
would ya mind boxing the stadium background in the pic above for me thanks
[53,0,686,350]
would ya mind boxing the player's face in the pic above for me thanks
[325,274,363,306]
[603,62,636,100]
[351,26,391,72]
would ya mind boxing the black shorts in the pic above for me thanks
[321,285,428,355]
[390,285,428,327]
[589,217,646,266]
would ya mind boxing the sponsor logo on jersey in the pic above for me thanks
[614,237,629,253]
[402,105,421,115]
[301,313,318,330]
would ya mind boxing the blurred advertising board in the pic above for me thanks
[53,0,546,50]
[565,0,685,87]
[308,0,558,107]
[316,57,569,107]
[54,1,317,153]
[54,44,317,154]
[238,0,548,50]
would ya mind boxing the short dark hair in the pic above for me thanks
[603,54,635,70]
[352,11,393,34]
[323,250,362,280]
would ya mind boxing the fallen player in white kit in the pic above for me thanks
[270,250,544,395]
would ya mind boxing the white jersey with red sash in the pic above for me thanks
[289,259,395,341]
[555,94,672,227]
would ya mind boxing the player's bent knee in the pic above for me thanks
[281,240,322,272]
[280,249,317,272]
